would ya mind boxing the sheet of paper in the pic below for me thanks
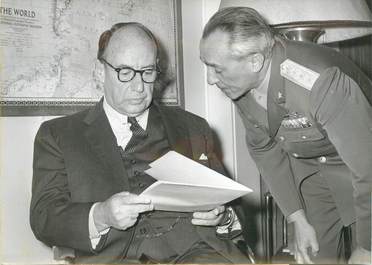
[142,151,252,212]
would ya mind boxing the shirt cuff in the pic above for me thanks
[286,209,306,223]
[89,203,110,249]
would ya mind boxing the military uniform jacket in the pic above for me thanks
[30,100,247,263]
[236,37,372,250]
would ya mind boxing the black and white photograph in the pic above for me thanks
[1,0,371,264]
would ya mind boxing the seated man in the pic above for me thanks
[30,22,249,264]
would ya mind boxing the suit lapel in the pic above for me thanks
[155,103,193,158]
[83,100,129,189]
[267,38,288,138]
[82,101,193,191]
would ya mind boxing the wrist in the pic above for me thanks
[93,202,110,232]
[287,209,308,224]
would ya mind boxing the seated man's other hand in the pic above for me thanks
[191,206,225,226]
[348,246,371,264]
[94,191,154,231]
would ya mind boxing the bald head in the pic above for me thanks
[97,22,158,62]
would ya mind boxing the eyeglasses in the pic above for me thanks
[101,58,159,83]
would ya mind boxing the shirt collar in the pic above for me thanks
[103,98,149,130]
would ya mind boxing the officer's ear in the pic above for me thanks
[250,53,265,73]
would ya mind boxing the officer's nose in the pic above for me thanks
[206,67,219,85]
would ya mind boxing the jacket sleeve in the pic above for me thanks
[30,121,95,253]
[200,115,301,224]
[310,67,372,250]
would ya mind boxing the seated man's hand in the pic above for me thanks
[348,246,371,264]
[93,191,153,231]
[191,206,225,226]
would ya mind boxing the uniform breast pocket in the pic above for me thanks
[277,126,325,143]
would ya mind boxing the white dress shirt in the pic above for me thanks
[88,98,149,248]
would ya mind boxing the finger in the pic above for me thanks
[191,218,218,226]
[121,194,152,205]
[301,249,313,264]
[294,244,305,264]
[310,239,319,256]
[298,245,313,264]
[193,207,225,219]
[294,244,298,262]
[135,203,154,213]
[193,211,218,220]
[116,191,130,197]
[213,206,225,215]
[296,250,304,264]
[119,203,154,214]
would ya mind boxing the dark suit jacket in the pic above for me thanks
[236,37,372,250]
[30,100,247,263]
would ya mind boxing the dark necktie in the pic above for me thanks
[125,116,148,153]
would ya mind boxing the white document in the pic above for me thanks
[141,151,252,212]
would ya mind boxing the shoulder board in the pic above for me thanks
[280,59,320,91]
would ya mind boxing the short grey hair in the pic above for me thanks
[202,7,275,59]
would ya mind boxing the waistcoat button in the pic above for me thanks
[318,156,327,163]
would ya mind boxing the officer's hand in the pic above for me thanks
[293,220,319,264]
[348,246,371,264]
[93,191,154,231]
[191,206,225,226]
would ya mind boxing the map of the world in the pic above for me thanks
[0,0,181,108]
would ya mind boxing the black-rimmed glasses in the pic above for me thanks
[101,58,159,83]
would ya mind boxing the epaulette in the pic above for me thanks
[280,59,320,91]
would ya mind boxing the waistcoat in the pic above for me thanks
[119,106,201,262]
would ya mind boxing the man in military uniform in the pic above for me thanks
[200,7,371,264]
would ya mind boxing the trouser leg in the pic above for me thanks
[174,241,232,264]
[300,171,347,264]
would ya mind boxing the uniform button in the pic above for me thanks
[292,153,299,158]
[278,136,285,141]
[131,159,136,164]
[318,156,327,163]
[301,135,307,139]
[254,124,259,128]
[134,170,140,176]
[139,183,146,188]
